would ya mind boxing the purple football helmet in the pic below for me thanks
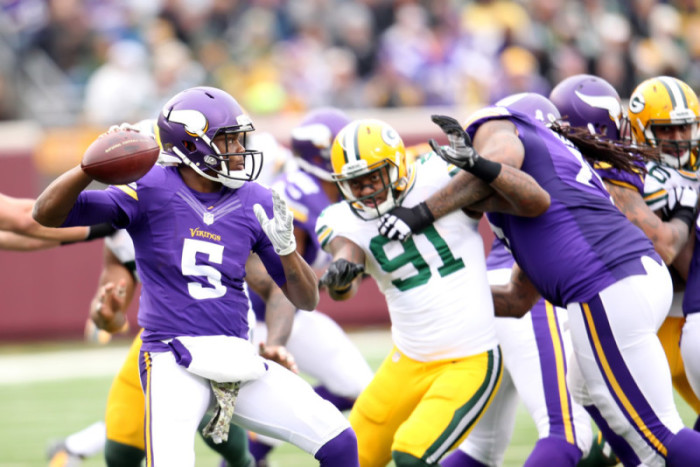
[549,74,623,140]
[290,107,351,181]
[495,92,561,124]
[157,86,263,189]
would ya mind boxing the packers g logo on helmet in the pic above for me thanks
[628,76,700,169]
[330,119,409,220]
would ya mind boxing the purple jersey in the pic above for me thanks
[62,165,286,346]
[467,107,659,307]
[485,237,514,271]
[683,222,700,317]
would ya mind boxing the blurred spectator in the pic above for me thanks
[489,45,550,103]
[0,0,698,123]
[82,40,155,126]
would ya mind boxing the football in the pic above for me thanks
[81,130,160,185]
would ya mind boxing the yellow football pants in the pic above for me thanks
[105,330,145,449]
[658,317,700,414]
[349,345,502,467]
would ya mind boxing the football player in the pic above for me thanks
[442,93,592,467]
[377,97,700,465]
[315,118,550,466]
[33,86,359,466]
[626,76,700,422]
[549,74,700,466]
[247,108,374,466]
[49,227,295,467]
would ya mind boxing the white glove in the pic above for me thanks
[667,186,698,211]
[662,186,698,229]
[254,189,297,256]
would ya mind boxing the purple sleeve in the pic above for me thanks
[594,163,645,195]
[61,190,129,228]
[257,242,287,287]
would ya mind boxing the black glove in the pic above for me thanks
[429,114,501,183]
[663,186,698,229]
[378,202,434,241]
[319,259,365,292]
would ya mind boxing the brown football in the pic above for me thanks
[81,130,160,185]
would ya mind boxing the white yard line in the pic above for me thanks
[0,345,130,385]
[0,328,393,385]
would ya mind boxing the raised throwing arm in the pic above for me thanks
[33,165,93,227]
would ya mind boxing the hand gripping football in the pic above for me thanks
[81,130,160,185]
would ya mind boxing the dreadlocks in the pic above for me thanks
[549,122,660,175]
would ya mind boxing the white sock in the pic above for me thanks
[64,421,106,457]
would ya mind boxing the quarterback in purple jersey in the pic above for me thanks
[442,93,592,467]
[32,86,359,466]
[378,102,700,465]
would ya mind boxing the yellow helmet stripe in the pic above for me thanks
[658,76,687,109]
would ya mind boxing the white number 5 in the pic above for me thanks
[181,238,226,299]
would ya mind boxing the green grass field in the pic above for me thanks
[0,328,695,466]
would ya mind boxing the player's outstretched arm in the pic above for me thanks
[378,117,550,241]
[0,230,59,250]
[90,245,136,333]
[319,236,366,301]
[245,254,298,373]
[0,193,90,243]
[491,262,541,318]
[33,165,93,227]
[428,117,550,218]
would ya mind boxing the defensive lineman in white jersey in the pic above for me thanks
[315,118,552,465]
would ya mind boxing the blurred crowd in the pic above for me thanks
[0,0,699,126]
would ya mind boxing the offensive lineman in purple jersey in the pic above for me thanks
[32,86,359,466]
[550,74,700,466]
[377,104,700,465]
[550,74,696,266]
[442,94,592,467]
[247,108,374,465]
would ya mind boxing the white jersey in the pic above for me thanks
[104,228,139,281]
[643,160,699,212]
[317,153,498,361]
[644,160,700,318]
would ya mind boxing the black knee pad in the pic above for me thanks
[104,439,145,467]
